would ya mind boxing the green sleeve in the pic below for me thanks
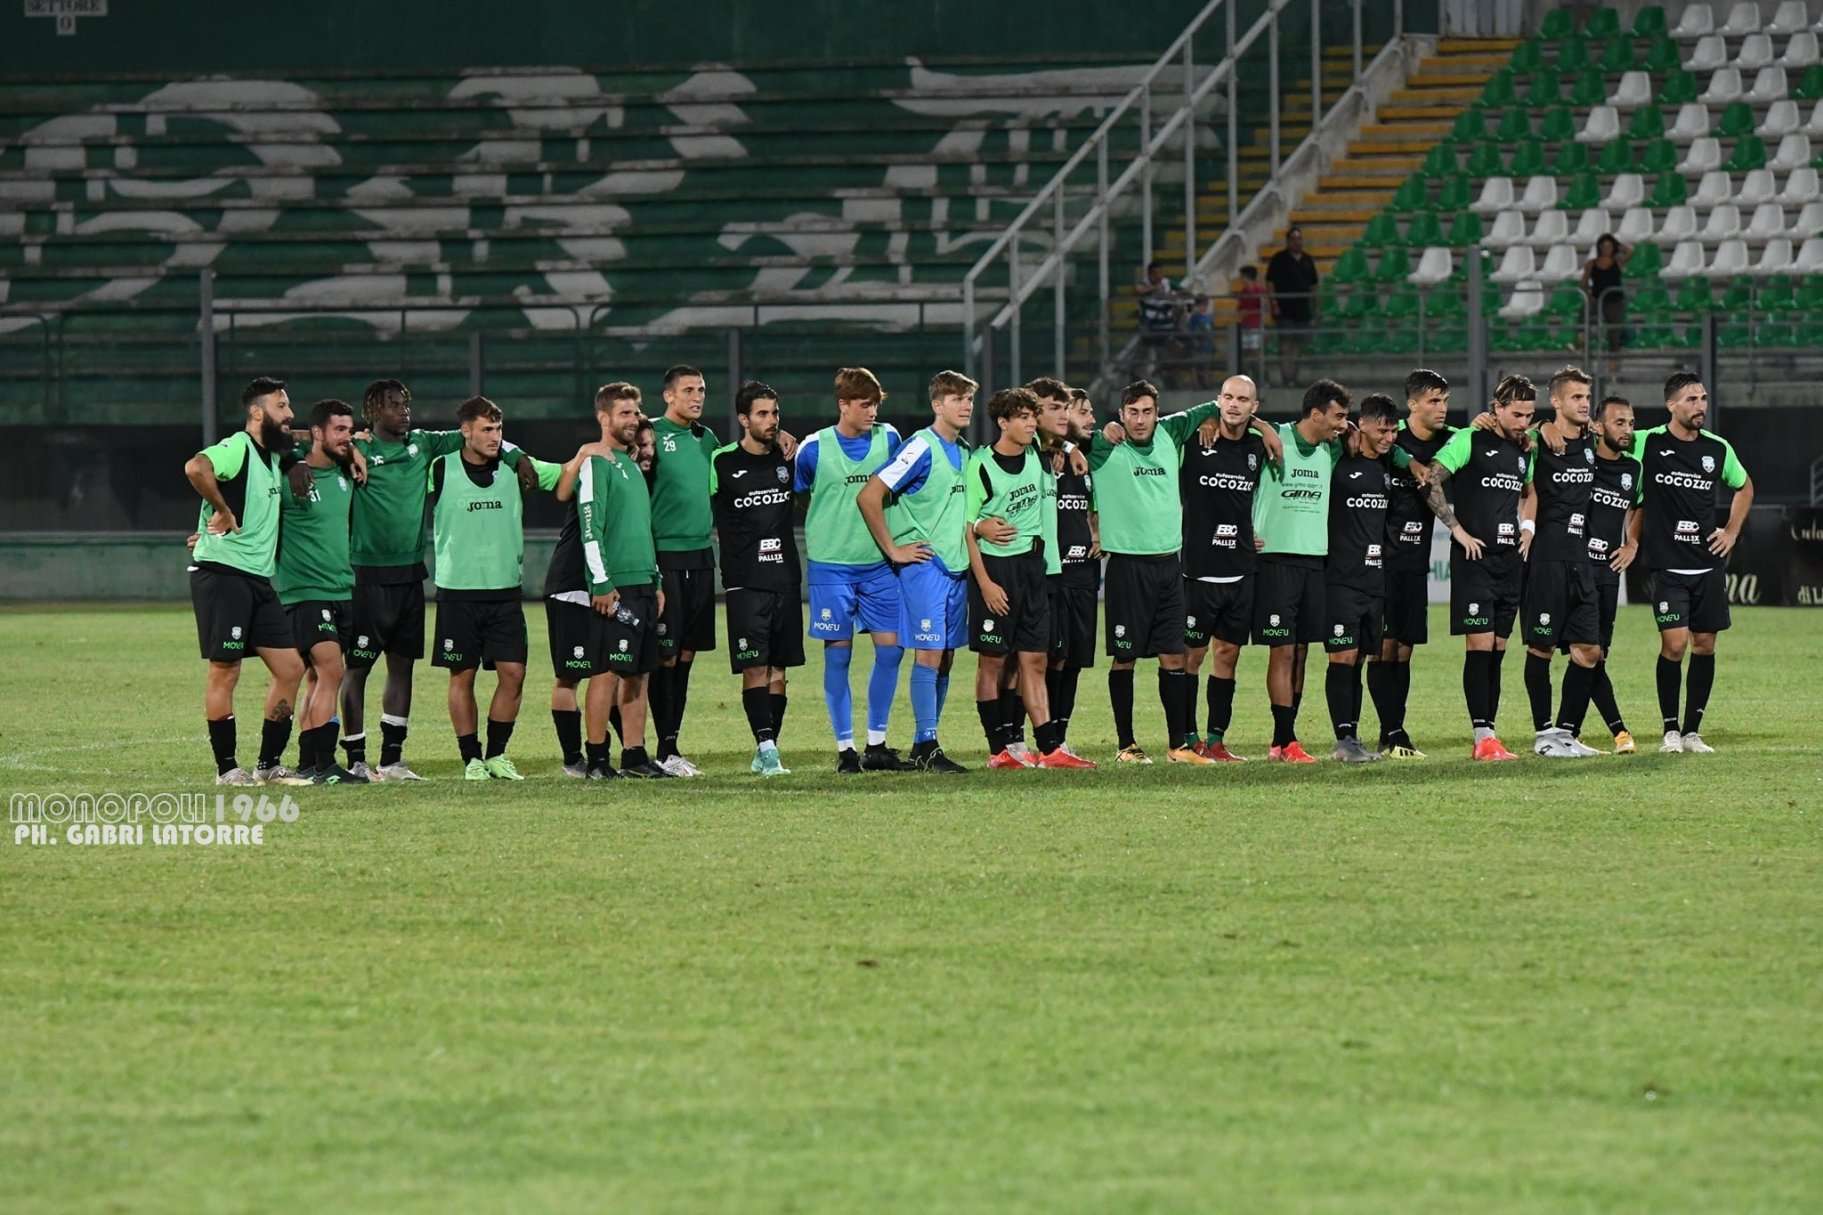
[530,456,562,492]
[423,429,466,457]
[1159,400,1220,447]
[1389,444,1413,470]
[198,434,247,479]
[1085,431,1116,472]
[579,456,613,596]
[1433,427,1474,475]
[1717,436,1748,489]
[1628,426,1660,461]
[1324,437,1346,467]
[1526,445,1537,480]
[964,450,990,521]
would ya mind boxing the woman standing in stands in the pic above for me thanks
[1582,234,1631,376]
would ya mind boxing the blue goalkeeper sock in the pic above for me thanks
[909,663,940,744]
[823,643,855,749]
[865,643,904,744]
[935,672,951,720]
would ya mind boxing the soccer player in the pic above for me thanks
[1423,374,1537,761]
[857,371,976,773]
[427,397,562,780]
[963,387,1091,769]
[710,380,804,777]
[543,427,616,778]
[1087,379,1221,764]
[1047,387,1101,754]
[339,379,541,781]
[183,376,308,785]
[1570,394,1642,751]
[1629,372,1753,753]
[272,398,367,784]
[1368,368,1454,758]
[1251,379,1352,763]
[1323,393,1399,762]
[1518,367,1606,759]
[796,368,911,773]
[1179,374,1269,761]
[579,382,670,778]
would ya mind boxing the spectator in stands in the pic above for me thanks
[1265,228,1319,387]
[1582,234,1632,374]
[1236,265,1267,384]
[1185,295,1216,389]
[1135,260,1182,385]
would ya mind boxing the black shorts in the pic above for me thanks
[1522,558,1601,650]
[658,559,717,659]
[350,576,425,667]
[1048,564,1099,669]
[1591,565,1621,651]
[726,588,807,673]
[547,597,610,680]
[1381,567,1430,647]
[288,599,353,660]
[190,565,289,662]
[1450,554,1523,638]
[970,550,1051,656]
[1253,556,1326,645]
[1650,568,1731,634]
[431,597,528,671]
[1184,576,1253,648]
[600,583,662,675]
[1104,553,1185,659]
[1325,580,1384,654]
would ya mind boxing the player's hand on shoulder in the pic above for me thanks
[1066,446,1089,476]
[1101,421,1127,446]
[515,454,540,492]
[1196,417,1220,449]
[1470,411,1496,432]
[777,429,798,460]
[1258,422,1284,465]
[349,446,368,485]
[286,462,313,501]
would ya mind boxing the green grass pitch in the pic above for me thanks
[2,601,1819,1212]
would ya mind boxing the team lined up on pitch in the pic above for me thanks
[181,363,1752,783]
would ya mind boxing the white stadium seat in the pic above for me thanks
[1796,237,1823,273]
[1673,4,1715,39]
[1471,176,1514,214]
[1747,66,1789,102]
[1670,102,1712,142]
[1768,1,1811,35]
[1526,209,1569,248]
[1518,175,1559,214]
[1579,105,1622,143]
[1489,244,1537,283]
[1663,239,1708,277]
[1678,136,1722,174]
[1657,204,1701,244]
[1797,200,1823,233]
[1498,281,1545,320]
[1746,201,1787,238]
[1753,237,1795,275]
[1701,203,1742,242]
[1701,68,1743,104]
[1602,172,1647,212]
[1737,168,1778,205]
[1784,169,1823,205]
[1736,33,1774,71]
[1691,168,1735,207]
[1686,34,1728,72]
[1808,100,1823,134]
[1486,208,1527,247]
[1570,207,1613,246]
[1760,99,1802,137]
[1609,71,1654,108]
[1720,2,1762,37]
[1408,245,1453,286]
[1781,32,1821,67]
[1770,132,1813,170]
[1702,238,1750,277]
[1539,244,1581,281]
[1617,206,1658,244]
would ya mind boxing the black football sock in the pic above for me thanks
[1109,668,1136,749]
[1206,675,1235,742]
[1055,668,1081,739]
[1181,671,1200,748]
[259,716,292,770]
[379,717,407,767]
[552,708,583,765]
[1391,661,1413,741]
[585,739,610,772]
[457,732,482,763]
[648,666,676,760]
[208,715,237,775]
[622,745,650,770]
[1525,652,1555,732]
[770,692,788,740]
[1045,668,1063,727]
[1590,660,1625,735]
[608,704,624,745]
[1366,662,1395,744]
[668,658,694,753]
[977,697,1004,754]
[1682,654,1716,736]
[742,686,776,745]
[1326,664,1355,741]
[1656,655,1682,732]
[1159,668,1188,748]
[1487,648,1505,728]
[341,731,366,767]
[294,724,318,772]
[1034,719,1063,754]
[999,688,1025,748]
[1351,660,1366,735]
[1556,661,1596,735]
[1464,651,1493,732]
[484,717,514,759]
[1270,703,1296,749]
[318,720,340,770]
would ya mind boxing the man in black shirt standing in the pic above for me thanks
[1265,227,1320,387]
[1567,394,1642,752]
[1323,394,1398,762]
[1046,387,1101,754]
[711,380,805,778]
[1369,369,1454,759]
[1179,374,1268,761]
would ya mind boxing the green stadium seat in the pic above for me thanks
[1437,173,1473,211]
[1650,171,1688,207]
[1673,277,1711,313]
[1404,211,1445,248]
[1381,291,1420,322]
[1557,35,1590,73]
[1336,289,1373,321]
[1424,143,1459,176]
[1511,39,1544,74]
[1632,5,1666,38]
[1754,320,1795,347]
[1390,174,1430,213]
[1553,140,1592,174]
[1586,8,1621,39]
[1373,247,1413,284]
[1360,211,1399,249]
[1758,276,1797,313]
[1598,37,1635,73]
[1657,70,1698,105]
[1427,289,1466,320]
[1329,246,1370,284]
[1719,278,1753,311]
[1631,281,1672,317]
[1526,70,1562,107]
[1540,8,1574,40]
[1496,107,1533,142]
[1718,101,1756,139]
[1644,36,1680,73]
[1540,106,1577,143]
[1450,108,1486,143]
[1569,68,1607,107]
[1596,140,1637,173]
[1546,285,1586,322]
[1725,134,1767,172]
[1628,241,1664,276]
[1483,72,1517,107]
[1639,138,1679,173]
[1467,140,1505,177]
[1798,65,1823,102]
[1717,320,1753,349]
[1558,171,1601,210]
[1509,139,1547,176]
[1628,105,1665,141]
